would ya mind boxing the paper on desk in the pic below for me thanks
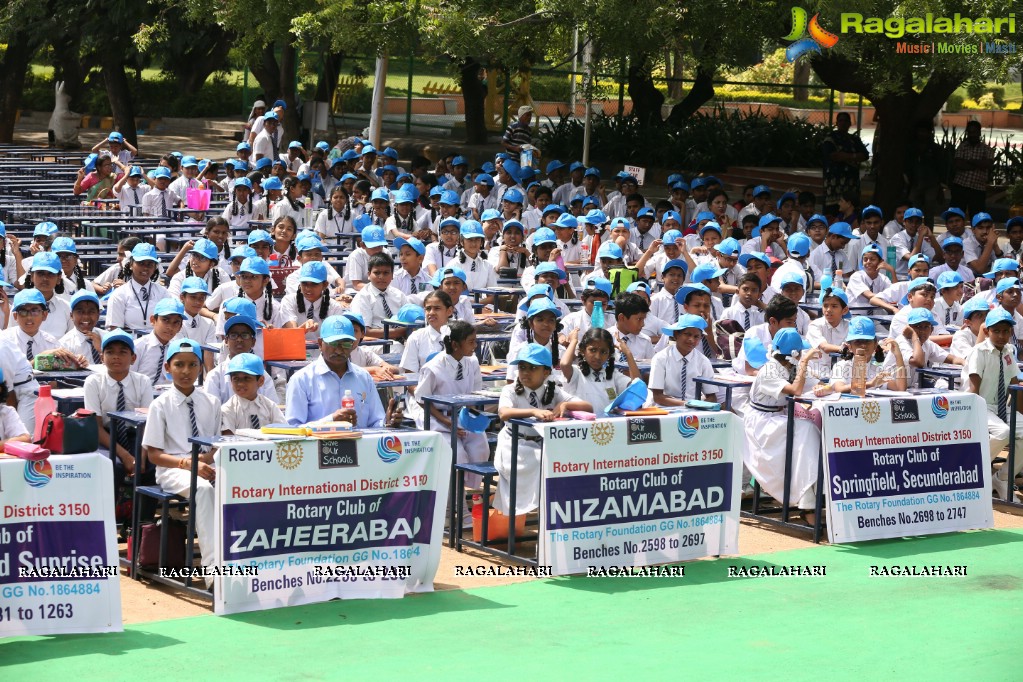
[480,365,507,374]
[233,428,304,441]
[867,389,913,397]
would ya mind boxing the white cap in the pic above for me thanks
[517,105,534,117]
[253,100,266,108]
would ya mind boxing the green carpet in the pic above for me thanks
[3,530,1022,680]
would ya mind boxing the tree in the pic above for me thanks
[0,0,59,142]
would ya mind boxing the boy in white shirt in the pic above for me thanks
[178,276,217,371]
[115,165,149,216]
[869,254,932,314]
[132,298,185,386]
[888,277,940,339]
[58,290,103,365]
[929,236,975,283]
[889,208,939,280]
[932,271,964,329]
[649,259,688,325]
[220,352,285,433]
[141,167,179,218]
[392,237,433,297]
[349,252,410,342]
[846,242,893,311]
[203,314,279,403]
[607,292,654,361]
[776,272,811,336]
[885,308,963,388]
[808,222,854,282]
[951,298,990,359]
[721,273,765,331]
[3,289,78,367]
[770,232,814,294]
[806,287,849,378]
[649,314,717,405]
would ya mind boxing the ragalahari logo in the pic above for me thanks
[784,7,840,62]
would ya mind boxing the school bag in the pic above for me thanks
[713,319,745,361]
[608,267,641,297]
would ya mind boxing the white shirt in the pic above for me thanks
[721,300,764,331]
[253,130,279,162]
[0,404,27,440]
[883,335,948,388]
[1,327,59,361]
[930,262,976,283]
[805,317,849,378]
[345,248,370,285]
[650,288,683,325]
[392,267,434,298]
[106,279,169,330]
[279,293,345,330]
[607,325,655,361]
[83,371,154,425]
[847,232,890,269]
[179,313,217,348]
[808,243,854,280]
[890,229,936,280]
[424,243,461,272]
[349,284,409,329]
[58,328,102,364]
[221,393,285,433]
[142,385,222,456]
[119,183,149,216]
[457,254,498,292]
[315,208,356,238]
[414,353,483,418]
[141,187,179,218]
[400,325,446,374]
[563,366,634,415]
[961,338,1016,414]
[167,267,232,298]
[950,327,977,360]
[283,262,342,296]
[932,297,963,329]
[222,199,259,228]
[649,344,714,400]
[846,271,892,308]
[203,359,279,404]
[132,333,176,386]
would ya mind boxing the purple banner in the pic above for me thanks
[545,463,733,530]
[2,521,109,584]
[828,442,986,500]
[221,490,436,561]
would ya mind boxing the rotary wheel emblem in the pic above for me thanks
[590,422,615,446]
[276,441,304,470]
[861,400,881,424]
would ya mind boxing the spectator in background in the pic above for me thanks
[502,105,534,155]
[821,112,869,218]
[951,120,994,217]
[906,121,945,227]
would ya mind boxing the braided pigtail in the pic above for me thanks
[514,378,525,395]
[318,286,330,319]
[295,289,306,314]
[210,268,221,291]
[263,282,273,320]
[541,379,556,406]
[74,263,86,291]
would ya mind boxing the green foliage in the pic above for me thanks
[538,107,828,171]
[721,49,796,89]
[989,87,1006,107]
[945,93,964,112]
[1008,179,1023,206]
[710,89,834,110]
[966,82,986,100]
[530,75,574,102]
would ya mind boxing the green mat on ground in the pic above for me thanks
[3,529,1022,680]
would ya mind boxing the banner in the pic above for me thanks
[539,412,741,575]
[822,393,993,543]
[0,453,122,637]
[214,432,450,615]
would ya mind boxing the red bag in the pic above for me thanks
[36,409,99,454]
[127,519,186,569]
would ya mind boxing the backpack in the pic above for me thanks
[608,267,641,297]
[714,319,745,361]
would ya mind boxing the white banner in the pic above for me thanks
[0,453,122,637]
[539,412,741,575]
[214,432,450,615]
[624,165,646,186]
[822,393,993,543]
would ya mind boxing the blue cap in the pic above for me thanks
[554,213,578,230]
[907,308,937,326]
[904,208,924,220]
[480,209,502,222]
[320,315,356,343]
[942,207,966,220]
[674,282,711,305]
[31,251,62,273]
[262,176,283,191]
[942,235,964,248]
[626,281,651,295]
[128,165,144,178]
[544,205,566,218]
[295,234,325,252]
[340,149,359,162]
[82,153,98,173]
[481,162,496,174]
[699,221,722,237]
[963,298,992,318]
[690,177,708,189]
[11,289,45,312]
[502,219,525,233]
[1007,216,1023,230]
[234,177,253,191]
[474,173,495,187]
[129,243,159,264]
[70,290,101,310]
[752,184,771,198]
[233,160,250,172]
[394,237,426,256]
[180,155,198,168]
[341,311,365,330]
[224,314,259,334]
[164,338,201,362]
[662,313,707,335]
[545,159,565,174]
[742,338,768,369]
[715,238,741,257]
[230,245,257,261]
[583,277,612,298]
[33,221,59,237]
[369,187,390,202]
[779,272,806,289]
[224,297,258,318]
[861,205,883,219]
[787,233,812,257]
[757,213,781,230]
[819,286,849,307]
[381,147,398,160]
[460,220,484,238]
[533,262,566,281]
[996,277,1020,295]
[661,229,684,245]
[152,167,172,180]
[153,298,185,317]
[691,262,726,284]
[584,209,608,225]
[435,265,468,286]
[568,161,585,173]
[51,236,76,254]
[666,173,684,187]
[806,213,829,227]
[908,254,931,269]
[773,327,813,354]
[583,167,601,179]
[596,242,623,260]
[361,225,387,248]
[503,188,524,204]
[828,222,854,239]
[936,271,964,290]
[986,308,1015,328]
[107,131,124,143]
[984,258,1018,278]
[247,229,274,247]
[458,407,493,433]
[450,155,467,167]
[739,252,771,269]
[637,207,656,219]
[509,343,553,368]
[604,379,649,415]
[661,258,689,276]
[353,215,372,232]
[393,187,415,204]
[189,238,218,261]
[908,276,936,293]
[227,352,264,376]
[176,274,208,295]
[393,304,426,325]
[361,145,376,156]
[240,257,270,276]
[339,172,357,182]
[298,261,328,283]
[438,190,460,206]
[776,191,797,208]
[845,316,877,342]
[661,211,683,226]
[695,211,715,224]
[101,329,135,352]
[526,298,562,320]
[532,227,557,246]
[670,180,690,193]
[860,242,883,259]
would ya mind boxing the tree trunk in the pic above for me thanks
[100,52,137,147]
[0,34,37,143]
[314,52,344,103]
[51,34,87,110]
[175,41,232,95]
[249,44,282,100]
[278,41,302,141]
[667,48,684,100]
[792,60,810,102]
[627,55,664,128]
[666,65,715,126]
[459,57,488,145]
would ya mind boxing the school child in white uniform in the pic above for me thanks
[562,327,640,414]
[281,261,344,338]
[721,273,765,331]
[106,243,169,331]
[116,165,149,216]
[221,178,259,228]
[495,343,590,515]
[349,252,411,344]
[845,243,892,311]
[559,278,612,341]
[649,314,717,405]
[817,317,908,394]
[220,353,285,434]
[400,292,449,376]
[132,298,185,386]
[805,287,850,378]
[951,298,990,360]
[649,259,689,325]
[2,289,69,365]
[16,252,73,338]
[932,271,965,330]
[59,291,103,364]
[455,220,498,293]
[507,298,566,384]
[883,308,963,388]
[203,313,279,403]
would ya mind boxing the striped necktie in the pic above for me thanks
[115,381,129,448]
[307,305,314,321]
[528,391,539,408]
[679,357,688,399]
[619,337,628,363]
[380,292,392,318]
[944,307,951,325]
[153,344,167,384]
[187,397,198,438]
[249,413,261,429]
[701,335,713,358]
[743,309,751,331]
[191,316,198,328]
[160,191,168,217]
[132,187,139,204]
[830,251,838,272]
[25,339,33,362]
[90,341,101,364]
[673,300,680,321]
[998,355,1007,422]
[456,362,463,381]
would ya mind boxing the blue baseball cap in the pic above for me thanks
[534,262,566,281]
[906,308,937,326]
[234,177,253,190]
[480,209,502,222]
[295,234,325,252]
[690,177,709,189]
[503,188,524,204]
[860,242,883,259]
[584,209,608,225]
[604,379,649,415]
[661,229,684,245]
[757,214,782,230]
[107,131,124,143]
[819,286,849,308]
[904,208,924,220]
[458,407,493,433]
[152,167,172,180]
[908,254,931,269]
[995,277,1020,295]
[637,207,656,220]
[481,162,496,174]
[341,311,365,331]
[224,314,259,334]
[227,353,265,377]
[544,205,566,218]
[381,147,398,160]
[180,155,198,169]
[393,187,415,204]
[224,297,258,318]
[153,298,185,317]
[439,217,461,232]
[552,213,577,231]
[776,191,797,208]
[474,173,495,187]
[230,245,257,262]
[986,308,1015,328]
[101,329,135,352]
[460,220,484,238]
[438,190,460,206]
[70,290,101,310]
[752,185,771,198]
[128,165,144,178]
[33,221,59,237]
[340,149,359,162]
[661,211,683,227]
[861,205,883,219]
[361,225,387,248]
[596,242,623,260]
[11,289,45,312]
[974,212,995,226]
[51,236,76,254]
[984,258,1018,278]
[739,252,771,269]
[525,297,562,321]
[742,337,768,369]
[942,207,966,221]
[393,303,426,325]
[699,221,722,237]
[583,277,612,298]
[908,276,937,293]
[691,262,726,284]
[82,153,98,173]
[262,176,283,191]
[502,219,525,233]
[828,222,854,239]
[247,229,274,246]
[806,213,829,228]
[190,238,219,261]
[532,227,557,246]
[661,258,689,276]
[662,313,707,336]
[164,338,201,363]
[609,217,631,231]
[545,159,565,174]
[626,281,651,295]
[180,276,209,294]
[674,282,711,305]
[450,155,468,167]
[942,235,964,248]
[714,238,741,257]
[239,257,270,276]
[845,316,877,342]
[1007,216,1023,230]
[786,233,812,257]
[298,261,329,283]
[779,271,806,289]
[963,298,992,318]
[435,266,468,286]
[129,243,160,264]
[320,315,356,343]
[509,343,553,368]
[31,251,62,273]
[394,237,426,256]
[936,271,964,290]
[773,327,812,353]
[233,160,249,172]
[361,145,377,156]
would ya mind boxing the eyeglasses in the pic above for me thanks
[226,332,255,341]
[16,308,44,317]
[324,339,355,350]
[57,253,76,261]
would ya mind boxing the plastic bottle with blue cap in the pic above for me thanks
[821,268,833,292]
[591,300,605,329]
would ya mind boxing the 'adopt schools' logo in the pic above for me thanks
[677,415,700,439]
[784,7,840,62]
[377,435,403,463]
[24,459,53,488]
[931,396,949,419]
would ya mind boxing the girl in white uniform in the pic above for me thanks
[221,177,260,228]
[743,328,825,519]
[495,343,591,515]
[280,261,345,346]
[561,327,639,414]
[455,221,498,293]
[815,317,907,395]
[507,297,566,384]
[315,185,356,240]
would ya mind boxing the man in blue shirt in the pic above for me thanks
[285,316,386,427]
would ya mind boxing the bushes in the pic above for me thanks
[537,105,829,171]
[945,93,964,113]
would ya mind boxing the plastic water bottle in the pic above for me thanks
[886,245,897,273]
[33,385,57,443]
[834,269,845,289]
[341,390,355,412]
[555,254,567,284]
[820,268,833,292]
[851,349,867,397]
[591,300,605,329]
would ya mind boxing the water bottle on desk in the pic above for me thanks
[591,300,605,329]
[833,269,844,289]
[820,268,833,292]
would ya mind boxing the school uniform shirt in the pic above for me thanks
[142,385,222,456]
[466,191,500,218]
[552,182,584,207]
[771,258,814,294]
[118,183,149,216]
[808,243,854,280]
[269,199,314,230]
[167,266,232,298]
[169,175,202,203]
[607,326,655,362]
[560,309,609,339]
[882,335,948,388]
[212,296,288,337]
[1004,242,1023,261]
[506,329,565,384]
[0,403,27,441]
[400,325,447,374]
[93,263,122,288]
[284,357,385,427]
[950,327,977,360]
[639,251,676,281]
[564,365,634,415]
[222,200,258,228]
[805,317,848,378]
[179,313,217,348]
[629,226,661,253]
[280,294,345,330]
[384,212,419,239]
[831,357,887,388]
[443,176,472,198]
[846,271,892,308]
[221,393,285,433]
[106,279,170,330]
[315,208,356,238]
[741,238,783,261]
[940,229,981,266]
[455,254,497,292]
[932,297,964,329]
[83,370,154,426]
[961,339,1016,415]
[58,328,103,365]
[1,327,59,362]
[887,305,929,339]
[344,248,370,285]
[650,288,684,325]
[141,187,179,218]
[847,233,890,269]
[392,267,434,297]
[448,295,477,324]
[717,262,746,289]
[731,322,772,373]
[424,243,461,273]
[641,311,669,343]
[203,359,279,404]
[929,262,976,283]
[284,262,342,296]
[648,344,714,400]
[131,333,177,386]
[890,229,937,280]
[253,129,279,162]
[721,300,764,331]
[349,284,408,330]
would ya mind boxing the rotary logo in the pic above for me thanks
[931,396,949,419]
[861,400,881,424]
[590,422,615,446]
[24,459,52,488]
[677,414,700,439]
[377,435,403,463]
[275,441,303,470]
